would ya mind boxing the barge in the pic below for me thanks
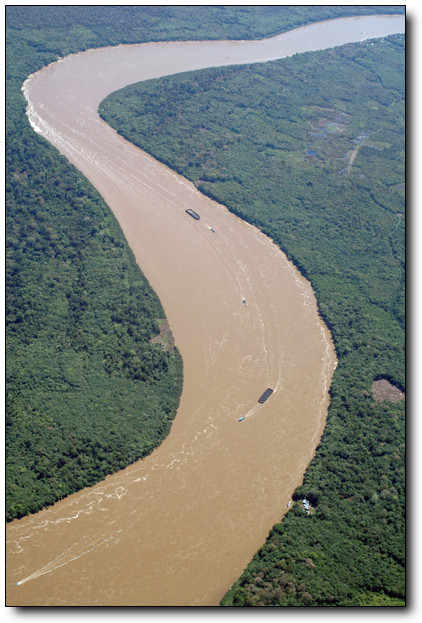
[186,208,200,220]
[258,388,274,404]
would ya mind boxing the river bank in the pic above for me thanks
[7,14,404,606]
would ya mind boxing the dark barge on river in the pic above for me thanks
[186,208,200,220]
[258,388,274,404]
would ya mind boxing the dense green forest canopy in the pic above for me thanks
[6,4,405,608]
[6,4,403,52]
[10,2,403,523]
[99,34,405,607]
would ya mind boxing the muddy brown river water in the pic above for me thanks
[7,15,404,606]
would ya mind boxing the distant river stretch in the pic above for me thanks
[7,15,404,606]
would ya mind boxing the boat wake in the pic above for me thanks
[14,532,117,587]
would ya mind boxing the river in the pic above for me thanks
[6,15,404,606]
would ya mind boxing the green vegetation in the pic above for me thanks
[11,2,396,521]
[6,4,402,52]
[6,4,404,606]
[99,35,405,606]
[6,8,190,521]
[6,141,184,519]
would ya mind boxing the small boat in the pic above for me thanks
[186,208,200,220]
[258,388,274,404]
[238,416,245,422]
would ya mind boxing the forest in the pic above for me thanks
[6,5,404,607]
[100,34,405,607]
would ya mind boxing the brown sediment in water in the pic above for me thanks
[6,15,404,606]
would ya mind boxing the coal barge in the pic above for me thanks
[186,208,200,220]
[258,388,274,404]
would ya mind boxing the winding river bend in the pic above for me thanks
[7,15,404,606]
